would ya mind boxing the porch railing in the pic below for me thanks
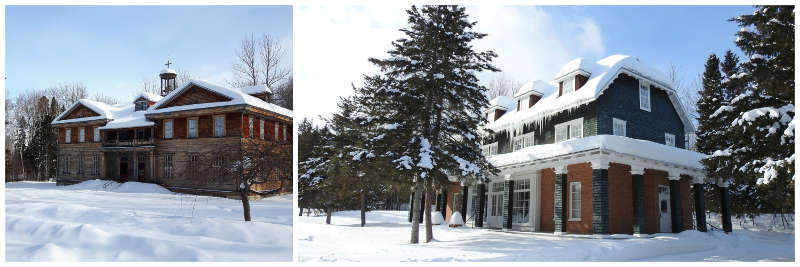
[102,138,154,147]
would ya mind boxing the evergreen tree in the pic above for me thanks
[695,54,724,155]
[365,5,499,243]
[704,6,794,218]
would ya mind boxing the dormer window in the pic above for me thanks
[135,100,149,111]
[562,77,575,95]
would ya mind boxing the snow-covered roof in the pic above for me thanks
[147,79,292,118]
[489,135,707,170]
[98,104,154,130]
[160,68,177,75]
[553,57,594,81]
[485,55,693,133]
[135,92,164,102]
[236,84,273,95]
[487,96,516,111]
[513,80,556,98]
[52,99,115,125]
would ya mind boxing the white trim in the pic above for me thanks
[612,118,626,137]
[639,80,651,112]
[568,182,581,221]
[665,133,676,147]
[555,117,583,143]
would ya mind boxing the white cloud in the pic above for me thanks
[294,5,606,122]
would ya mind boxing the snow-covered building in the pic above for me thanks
[440,55,728,235]
[50,65,293,197]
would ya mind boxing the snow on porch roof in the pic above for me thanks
[146,79,292,118]
[484,55,693,134]
[488,135,707,171]
[98,104,154,130]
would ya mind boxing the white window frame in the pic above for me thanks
[562,77,575,95]
[187,118,198,138]
[512,179,531,224]
[569,182,582,221]
[79,127,85,143]
[639,80,651,112]
[164,120,173,139]
[513,132,536,151]
[555,117,584,143]
[665,133,676,147]
[65,129,71,143]
[260,119,265,140]
[481,142,498,156]
[613,118,627,137]
[214,115,225,137]
[93,127,100,142]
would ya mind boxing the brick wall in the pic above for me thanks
[566,163,593,234]
[445,182,462,223]
[540,168,555,232]
[643,169,669,234]
[608,163,633,234]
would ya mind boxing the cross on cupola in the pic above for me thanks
[159,60,178,96]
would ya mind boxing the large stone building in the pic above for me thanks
[437,55,732,235]
[51,66,293,197]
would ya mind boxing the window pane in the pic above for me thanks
[165,121,173,138]
[214,117,224,137]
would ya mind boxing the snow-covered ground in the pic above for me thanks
[6,180,292,261]
[297,210,794,262]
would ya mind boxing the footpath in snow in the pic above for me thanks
[296,210,794,262]
[5,180,292,261]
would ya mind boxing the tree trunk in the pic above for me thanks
[360,191,367,227]
[298,206,304,216]
[425,179,434,242]
[326,207,333,224]
[410,178,423,244]
[240,188,252,222]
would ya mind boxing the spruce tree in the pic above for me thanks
[704,6,794,218]
[695,54,725,213]
[365,5,499,243]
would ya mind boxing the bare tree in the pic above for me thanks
[226,144,291,221]
[232,34,259,87]
[271,77,293,110]
[92,93,119,105]
[486,73,522,99]
[259,34,291,89]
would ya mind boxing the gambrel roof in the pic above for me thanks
[485,55,695,134]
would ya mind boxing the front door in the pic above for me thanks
[119,155,129,183]
[137,153,146,181]
[486,182,504,228]
[658,185,671,233]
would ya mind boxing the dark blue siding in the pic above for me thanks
[595,74,685,148]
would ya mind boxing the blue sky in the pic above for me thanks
[295,5,754,121]
[6,5,292,102]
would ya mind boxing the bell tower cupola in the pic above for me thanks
[160,60,178,96]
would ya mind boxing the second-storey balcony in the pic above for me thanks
[103,128,154,147]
